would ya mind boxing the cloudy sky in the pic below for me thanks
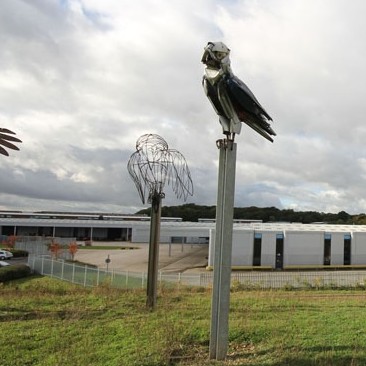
[1,0,366,215]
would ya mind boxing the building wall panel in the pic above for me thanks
[330,233,345,265]
[284,231,323,265]
[261,232,278,267]
[231,231,254,266]
[352,232,366,264]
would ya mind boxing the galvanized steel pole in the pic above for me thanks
[209,138,237,360]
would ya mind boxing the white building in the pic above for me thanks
[0,212,209,244]
[207,223,366,269]
[1,212,366,269]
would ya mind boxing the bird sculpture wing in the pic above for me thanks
[0,128,22,156]
[225,75,276,142]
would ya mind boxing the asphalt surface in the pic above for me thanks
[4,257,28,266]
[74,243,209,274]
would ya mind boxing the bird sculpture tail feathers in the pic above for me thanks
[242,116,276,142]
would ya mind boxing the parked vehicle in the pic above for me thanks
[0,260,10,267]
[0,250,13,260]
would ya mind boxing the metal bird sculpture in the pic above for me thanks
[201,42,276,142]
[0,128,22,156]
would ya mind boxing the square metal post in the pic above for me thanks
[209,138,237,360]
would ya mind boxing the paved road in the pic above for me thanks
[7,257,28,265]
[74,243,209,274]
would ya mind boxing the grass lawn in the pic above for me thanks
[1,276,366,365]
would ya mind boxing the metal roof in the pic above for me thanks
[1,217,366,233]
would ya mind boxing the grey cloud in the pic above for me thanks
[2,0,366,215]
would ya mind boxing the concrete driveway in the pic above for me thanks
[74,243,209,274]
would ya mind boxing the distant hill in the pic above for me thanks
[136,203,366,224]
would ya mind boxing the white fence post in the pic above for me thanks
[72,263,75,283]
[61,260,64,280]
[84,266,87,287]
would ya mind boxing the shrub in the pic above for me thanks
[0,264,32,282]
[9,249,29,258]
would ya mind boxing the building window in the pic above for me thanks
[275,233,284,269]
[344,234,351,265]
[171,236,186,244]
[253,233,262,266]
[324,233,331,265]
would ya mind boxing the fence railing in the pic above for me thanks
[15,237,73,260]
[27,255,366,290]
[200,270,366,289]
[27,255,204,289]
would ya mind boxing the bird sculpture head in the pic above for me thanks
[201,42,231,69]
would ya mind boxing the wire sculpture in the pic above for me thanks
[127,134,193,309]
[127,134,193,204]
[0,128,22,156]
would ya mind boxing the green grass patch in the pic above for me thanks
[1,277,366,365]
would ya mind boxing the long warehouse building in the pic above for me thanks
[1,211,366,269]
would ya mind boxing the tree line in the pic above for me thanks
[136,203,366,224]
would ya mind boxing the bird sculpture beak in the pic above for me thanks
[201,48,210,64]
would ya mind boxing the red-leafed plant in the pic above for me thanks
[49,240,62,259]
[5,235,16,250]
[68,241,78,261]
